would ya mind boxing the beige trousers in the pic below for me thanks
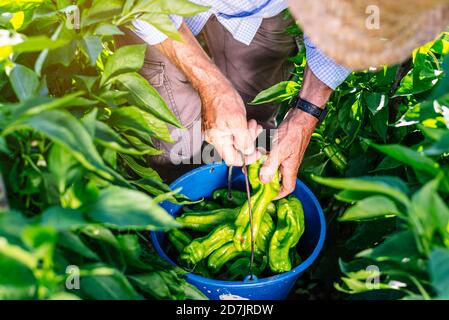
[116,14,297,181]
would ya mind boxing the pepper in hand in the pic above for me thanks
[234,158,280,251]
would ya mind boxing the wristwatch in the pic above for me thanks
[291,96,329,125]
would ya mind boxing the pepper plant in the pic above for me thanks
[0,0,209,300]
[253,27,449,299]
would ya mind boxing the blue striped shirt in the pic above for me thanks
[132,0,350,89]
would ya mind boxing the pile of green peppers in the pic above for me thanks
[166,158,306,280]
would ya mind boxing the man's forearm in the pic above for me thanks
[154,22,232,94]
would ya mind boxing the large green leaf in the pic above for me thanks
[80,35,103,66]
[129,0,208,17]
[85,187,180,230]
[357,230,419,264]
[57,231,100,261]
[0,238,36,299]
[40,206,87,231]
[5,36,68,54]
[9,64,39,102]
[109,106,172,143]
[81,0,123,27]
[100,44,146,86]
[429,248,449,298]
[94,120,158,155]
[48,143,79,193]
[79,266,142,300]
[113,72,181,127]
[312,175,410,205]
[0,92,84,124]
[250,81,298,105]
[120,154,162,180]
[369,142,440,176]
[340,195,402,221]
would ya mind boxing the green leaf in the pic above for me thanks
[138,13,182,41]
[429,248,449,298]
[117,234,141,262]
[110,106,172,143]
[0,237,36,299]
[81,0,123,27]
[369,142,441,176]
[8,36,68,53]
[340,195,402,221]
[312,175,410,205]
[80,266,142,300]
[57,231,100,261]
[94,120,155,155]
[100,44,146,86]
[425,131,449,156]
[120,154,162,180]
[0,92,84,123]
[94,23,124,36]
[250,81,299,105]
[357,230,419,263]
[128,272,172,299]
[85,187,180,230]
[410,178,449,251]
[80,35,103,66]
[363,92,388,115]
[48,143,79,193]
[9,64,39,102]
[113,72,182,127]
[130,0,208,17]
[40,206,87,231]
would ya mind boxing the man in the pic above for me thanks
[116,0,350,199]
[118,0,448,199]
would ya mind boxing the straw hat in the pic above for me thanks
[288,0,449,70]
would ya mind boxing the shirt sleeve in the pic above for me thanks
[131,15,183,45]
[304,35,351,90]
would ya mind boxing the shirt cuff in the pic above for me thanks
[132,15,183,45]
[304,36,351,90]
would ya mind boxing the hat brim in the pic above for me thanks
[289,0,449,70]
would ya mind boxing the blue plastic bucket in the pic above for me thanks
[151,162,326,300]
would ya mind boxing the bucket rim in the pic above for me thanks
[150,162,326,287]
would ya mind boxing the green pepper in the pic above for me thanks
[180,224,235,265]
[256,213,275,253]
[168,229,192,253]
[212,188,248,207]
[323,144,347,174]
[234,158,280,251]
[183,199,221,213]
[268,196,305,273]
[176,207,239,232]
[266,202,276,218]
[207,242,241,274]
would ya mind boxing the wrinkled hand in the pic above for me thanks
[202,84,262,166]
[259,108,318,199]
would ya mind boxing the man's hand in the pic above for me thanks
[202,82,262,166]
[155,22,261,165]
[260,65,333,199]
[259,108,317,199]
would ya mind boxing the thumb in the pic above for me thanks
[259,149,281,184]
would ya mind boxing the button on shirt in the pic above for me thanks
[132,0,351,90]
